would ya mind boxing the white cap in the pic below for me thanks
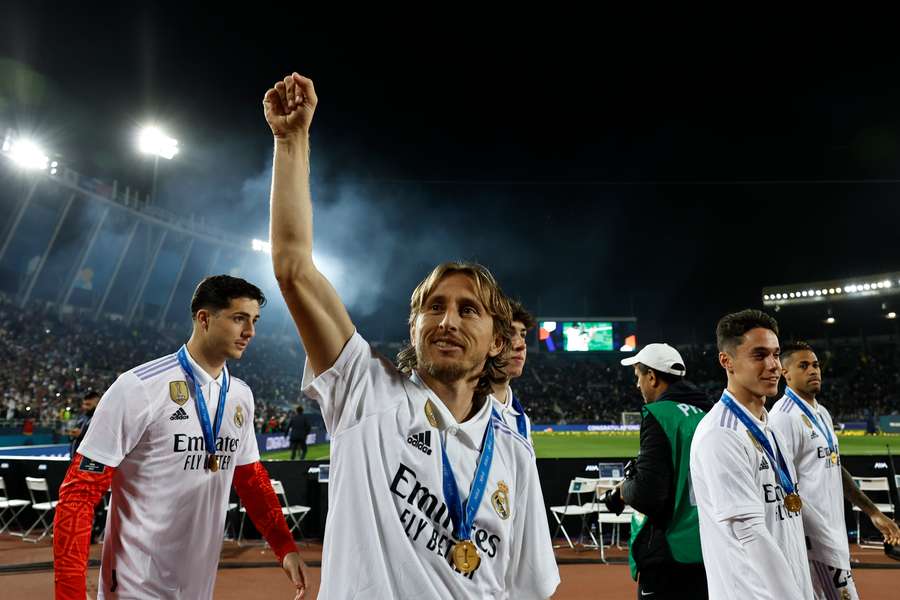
[620,343,687,377]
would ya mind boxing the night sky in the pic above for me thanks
[2,8,898,343]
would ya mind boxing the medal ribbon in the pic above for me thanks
[510,392,528,438]
[785,387,836,455]
[720,391,797,497]
[177,346,228,459]
[439,409,499,542]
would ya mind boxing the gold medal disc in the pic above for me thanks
[208,455,220,472]
[451,540,480,574]
[784,492,802,512]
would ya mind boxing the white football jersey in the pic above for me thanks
[79,349,259,599]
[302,332,559,599]
[690,395,813,600]
[770,391,849,571]
[492,385,533,444]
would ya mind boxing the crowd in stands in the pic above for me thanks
[1,293,899,440]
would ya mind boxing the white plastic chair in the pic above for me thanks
[0,476,31,536]
[238,479,311,546]
[852,476,895,548]
[550,478,598,549]
[22,477,58,542]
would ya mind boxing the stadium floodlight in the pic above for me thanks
[828,288,835,294]
[885,280,893,288]
[825,317,836,324]
[138,126,179,159]
[835,287,842,293]
[8,139,49,170]
[764,294,770,300]
[888,312,897,320]
[251,239,271,254]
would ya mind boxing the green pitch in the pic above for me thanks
[262,432,900,460]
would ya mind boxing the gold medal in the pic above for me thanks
[784,492,802,512]
[208,455,220,472]
[424,399,439,428]
[451,540,481,574]
[831,451,838,465]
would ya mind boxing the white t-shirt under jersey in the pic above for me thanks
[493,385,532,444]
[770,391,849,571]
[79,350,260,599]
[690,395,813,600]
[302,332,559,599]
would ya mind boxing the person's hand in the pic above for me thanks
[281,551,309,599]
[264,73,317,141]
[871,512,900,545]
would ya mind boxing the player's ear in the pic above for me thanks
[719,351,733,374]
[195,309,210,332]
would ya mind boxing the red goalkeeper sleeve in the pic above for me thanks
[53,453,114,600]
[232,461,298,562]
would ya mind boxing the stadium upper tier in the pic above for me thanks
[2,293,898,436]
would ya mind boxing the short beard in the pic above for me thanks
[417,346,476,386]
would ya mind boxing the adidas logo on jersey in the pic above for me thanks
[407,431,432,455]
[759,455,770,471]
[170,407,189,421]
[810,430,819,439]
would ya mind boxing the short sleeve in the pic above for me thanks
[691,426,763,521]
[78,372,153,468]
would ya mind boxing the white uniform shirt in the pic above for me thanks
[492,385,532,444]
[690,395,813,600]
[770,391,849,570]
[79,350,259,599]
[302,332,559,599]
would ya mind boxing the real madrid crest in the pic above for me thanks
[491,481,511,520]
[234,405,244,428]
[169,381,189,405]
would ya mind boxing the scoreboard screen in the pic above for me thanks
[537,318,637,353]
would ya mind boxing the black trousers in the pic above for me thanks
[290,439,307,460]
[637,563,708,600]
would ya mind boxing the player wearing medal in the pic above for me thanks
[491,299,535,443]
[690,309,814,599]
[770,341,900,600]
[53,275,308,599]
[265,72,559,598]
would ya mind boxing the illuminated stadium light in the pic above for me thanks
[835,287,842,293]
[815,290,822,296]
[825,317,836,325]
[764,294,770,300]
[864,283,872,291]
[138,126,179,159]
[251,239,271,254]
[789,292,796,298]
[888,312,897,320]
[828,288,835,294]
[885,280,893,288]
[50,160,58,175]
[807,289,815,296]
[8,139,49,170]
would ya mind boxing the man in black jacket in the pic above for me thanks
[287,405,311,460]
[604,343,711,599]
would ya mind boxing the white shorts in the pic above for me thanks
[809,559,859,600]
